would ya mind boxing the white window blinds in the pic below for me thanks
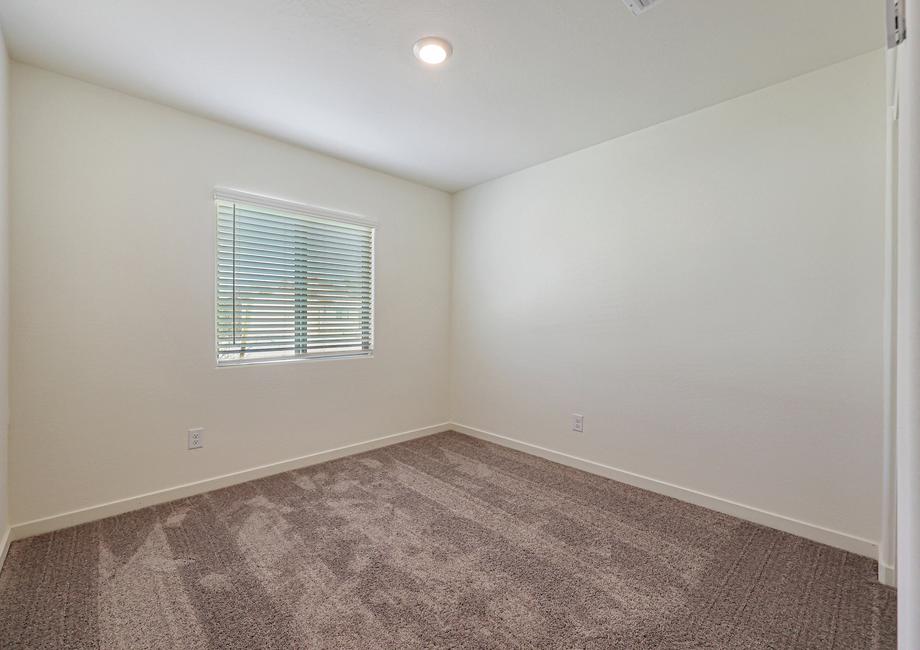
[215,190,374,365]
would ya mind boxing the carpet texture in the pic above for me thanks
[0,432,896,649]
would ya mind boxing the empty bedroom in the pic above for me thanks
[0,0,917,648]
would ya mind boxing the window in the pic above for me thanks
[215,189,374,365]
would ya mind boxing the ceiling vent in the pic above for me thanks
[622,0,661,15]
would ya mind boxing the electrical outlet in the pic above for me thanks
[188,427,204,450]
[572,414,584,433]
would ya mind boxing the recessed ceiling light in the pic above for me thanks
[413,37,452,66]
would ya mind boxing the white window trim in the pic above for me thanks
[216,350,374,369]
[213,187,378,228]
[212,188,376,368]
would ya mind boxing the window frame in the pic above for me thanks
[212,187,376,368]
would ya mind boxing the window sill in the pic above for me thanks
[216,351,374,369]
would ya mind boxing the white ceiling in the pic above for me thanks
[0,1,884,192]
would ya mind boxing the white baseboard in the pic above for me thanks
[0,526,10,573]
[10,422,451,542]
[8,421,884,572]
[451,423,880,561]
[879,563,896,588]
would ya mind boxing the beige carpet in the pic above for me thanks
[0,432,896,648]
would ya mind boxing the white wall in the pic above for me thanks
[451,51,887,549]
[0,28,9,552]
[896,2,920,643]
[9,64,451,525]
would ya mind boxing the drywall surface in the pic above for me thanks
[0,28,10,548]
[10,64,451,524]
[451,51,886,546]
[896,3,920,644]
